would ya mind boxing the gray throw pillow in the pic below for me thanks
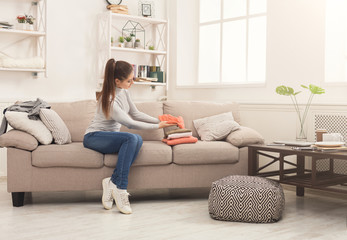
[193,112,240,141]
[226,126,264,147]
[39,109,72,145]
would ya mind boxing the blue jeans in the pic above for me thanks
[83,131,143,190]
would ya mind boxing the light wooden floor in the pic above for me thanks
[0,179,346,240]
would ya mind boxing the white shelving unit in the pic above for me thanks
[98,11,169,91]
[0,0,47,77]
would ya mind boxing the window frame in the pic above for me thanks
[323,0,347,86]
[197,0,267,86]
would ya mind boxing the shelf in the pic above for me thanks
[0,29,46,36]
[133,82,166,86]
[111,13,167,24]
[281,172,347,187]
[0,67,45,72]
[111,46,166,55]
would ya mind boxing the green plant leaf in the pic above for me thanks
[308,84,325,95]
[276,86,296,96]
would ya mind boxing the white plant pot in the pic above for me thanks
[27,24,34,31]
[118,43,125,48]
[125,42,133,48]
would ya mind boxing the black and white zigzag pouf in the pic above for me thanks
[208,175,285,223]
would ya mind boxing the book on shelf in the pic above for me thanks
[134,77,158,82]
[0,21,13,29]
[106,4,129,14]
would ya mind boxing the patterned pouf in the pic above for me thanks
[208,175,285,223]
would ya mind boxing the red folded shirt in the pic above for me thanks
[162,136,198,146]
[158,114,185,129]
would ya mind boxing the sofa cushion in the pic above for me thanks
[50,100,96,142]
[172,141,239,165]
[32,142,103,168]
[104,141,172,168]
[226,126,265,147]
[163,101,240,138]
[0,129,38,151]
[193,112,240,141]
[5,111,53,145]
[120,102,164,141]
[39,109,72,145]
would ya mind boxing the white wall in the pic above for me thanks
[0,0,167,103]
[168,0,347,105]
[0,0,167,177]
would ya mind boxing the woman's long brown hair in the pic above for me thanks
[98,59,133,119]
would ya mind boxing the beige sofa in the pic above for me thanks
[0,100,264,207]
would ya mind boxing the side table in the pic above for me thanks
[248,144,347,196]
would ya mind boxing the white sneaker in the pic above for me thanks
[112,187,132,214]
[102,177,114,210]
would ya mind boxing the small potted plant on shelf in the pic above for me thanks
[146,40,155,50]
[130,33,136,43]
[25,14,35,31]
[16,15,26,30]
[118,36,125,47]
[135,39,141,48]
[125,36,133,48]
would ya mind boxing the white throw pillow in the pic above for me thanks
[5,111,53,145]
[39,109,72,145]
[193,112,240,141]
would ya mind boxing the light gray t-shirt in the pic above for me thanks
[85,88,159,134]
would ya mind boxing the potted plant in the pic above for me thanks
[275,84,325,141]
[130,33,136,43]
[111,36,114,47]
[148,45,155,50]
[25,14,35,31]
[134,39,141,48]
[118,36,125,47]
[16,15,26,30]
[124,36,133,48]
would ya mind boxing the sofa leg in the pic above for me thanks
[12,192,25,207]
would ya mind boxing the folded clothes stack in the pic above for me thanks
[158,114,198,145]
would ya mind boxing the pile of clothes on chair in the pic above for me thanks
[159,114,198,146]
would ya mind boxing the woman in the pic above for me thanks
[83,59,174,214]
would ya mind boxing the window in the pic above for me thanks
[325,0,347,83]
[198,0,267,84]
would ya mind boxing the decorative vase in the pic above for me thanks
[296,119,308,141]
[26,23,34,31]
[16,22,26,31]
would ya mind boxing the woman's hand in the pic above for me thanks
[158,121,177,129]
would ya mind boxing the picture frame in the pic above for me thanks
[138,1,155,18]
[142,4,151,17]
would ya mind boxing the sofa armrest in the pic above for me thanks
[225,126,264,147]
[0,130,38,151]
